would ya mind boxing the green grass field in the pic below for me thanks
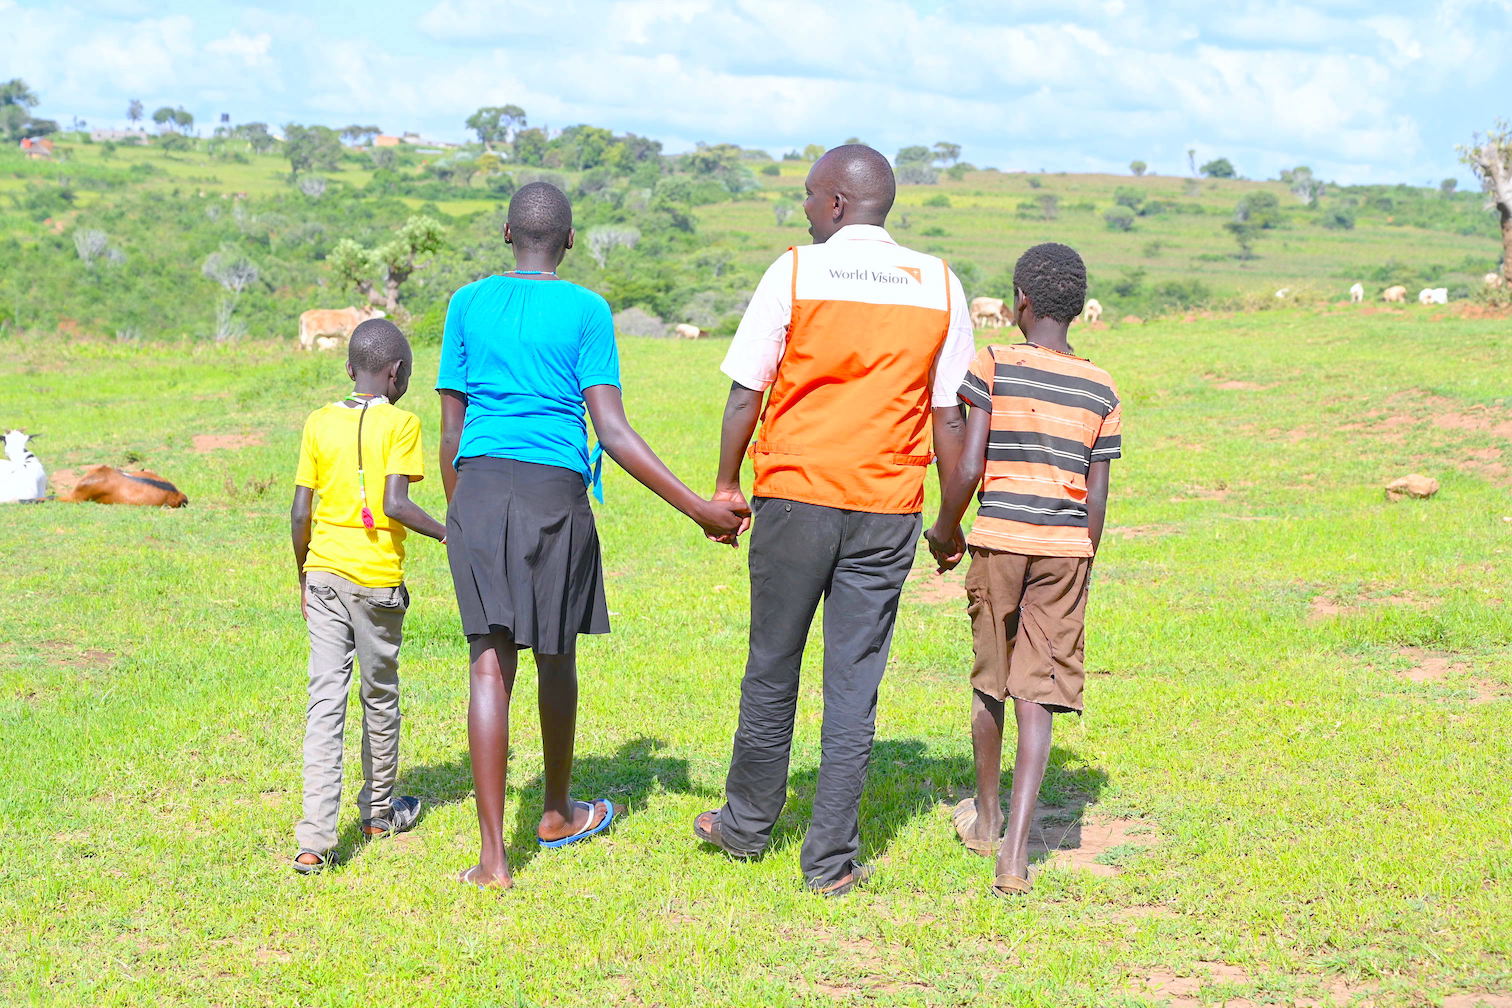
[1,307,1508,1006]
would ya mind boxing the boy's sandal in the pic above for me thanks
[362,795,422,838]
[537,798,616,848]
[991,873,1032,898]
[951,798,1001,858]
[292,849,330,875]
[693,810,761,860]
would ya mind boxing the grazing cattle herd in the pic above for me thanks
[968,296,1011,328]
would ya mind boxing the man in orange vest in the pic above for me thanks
[694,144,975,895]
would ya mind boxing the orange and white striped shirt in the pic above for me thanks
[958,343,1122,558]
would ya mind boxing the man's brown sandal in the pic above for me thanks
[810,863,875,898]
[991,873,1032,898]
[950,798,1001,857]
[693,810,761,860]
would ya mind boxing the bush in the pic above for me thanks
[1201,157,1237,178]
[1142,240,1165,258]
[920,225,947,236]
[896,162,938,185]
[1320,208,1355,230]
[760,163,780,176]
[612,306,664,336]
[1236,191,1282,228]
[1103,206,1135,231]
[1026,176,1043,189]
[923,194,951,208]
[1113,186,1144,212]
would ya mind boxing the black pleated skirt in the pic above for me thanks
[446,456,610,654]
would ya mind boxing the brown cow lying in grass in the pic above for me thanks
[64,465,188,507]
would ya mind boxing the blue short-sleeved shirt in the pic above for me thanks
[436,275,621,483]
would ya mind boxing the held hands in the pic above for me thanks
[695,492,752,546]
[703,486,753,547]
[924,522,966,573]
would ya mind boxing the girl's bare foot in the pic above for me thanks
[460,858,513,889]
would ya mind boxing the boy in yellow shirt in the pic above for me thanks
[289,319,446,873]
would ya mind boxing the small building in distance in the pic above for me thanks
[372,134,402,147]
[20,136,55,159]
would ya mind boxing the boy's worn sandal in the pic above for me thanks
[693,810,761,860]
[292,849,331,875]
[537,798,615,848]
[362,795,422,838]
[950,798,1001,858]
[991,873,1032,898]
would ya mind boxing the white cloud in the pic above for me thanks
[4,0,1509,182]
[205,31,273,67]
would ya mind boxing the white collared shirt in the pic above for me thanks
[721,224,975,407]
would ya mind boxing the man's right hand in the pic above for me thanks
[299,577,311,622]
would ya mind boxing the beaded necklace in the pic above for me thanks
[346,393,386,529]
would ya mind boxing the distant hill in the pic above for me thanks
[0,133,1500,342]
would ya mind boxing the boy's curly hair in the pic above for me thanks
[1013,242,1087,324]
[348,318,410,373]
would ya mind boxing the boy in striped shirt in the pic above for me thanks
[925,242,1121,898]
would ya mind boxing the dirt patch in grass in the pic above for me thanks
[1032,810,1155,876]
[1441,996,1512,1008]
[1137,961,1252,1006]
[192,433,265,452]
[1203,374,1270,390]
[1432,408,1512,440]
[51,647,116,670]
[1108,524,1179,538]
[48,466,92,496]
[1391,647,1506,703]
[1309,592,1430,622]
[906,565,965,605]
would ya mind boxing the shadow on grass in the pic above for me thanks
[330,735,705,869]
[744,739,1109,868]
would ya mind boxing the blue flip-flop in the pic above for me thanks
[537,798,616,848]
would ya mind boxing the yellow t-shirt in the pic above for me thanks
[295,400,425,588]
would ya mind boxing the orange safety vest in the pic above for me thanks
[751,245,952,515]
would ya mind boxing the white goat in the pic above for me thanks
[0,429,47,502]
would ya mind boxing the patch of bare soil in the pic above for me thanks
[48,466,91,496]
[1137,961,1253,1007]
[906,565,966,605]
[192,433,265,453]
[1390,648,1507,704]
[55,648,115,670]
[791,930,934,999]
[1031,810,1154,876]
[1216,380,1263,390]
[1442,996,1512,1008]
[1433,408,1512,440]
[1108,523,1179,538]
[1308,592,1430,622]
[1454,302,1512,320]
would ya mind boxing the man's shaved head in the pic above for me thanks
[803,144,896,242]
[507,181,573,250]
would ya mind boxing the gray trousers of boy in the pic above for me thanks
[295,569,408,854]
[718,497,920,887]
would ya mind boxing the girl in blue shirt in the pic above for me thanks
[437,182,746,890]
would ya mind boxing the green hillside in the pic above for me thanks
[1,132,1502,343]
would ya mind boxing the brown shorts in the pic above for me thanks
[965,547,1090,713]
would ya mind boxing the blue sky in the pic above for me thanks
[6,0,1510,185]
